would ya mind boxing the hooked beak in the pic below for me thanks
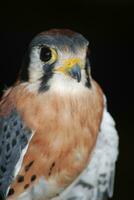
[55,58,83,82]
[68,64,81,82]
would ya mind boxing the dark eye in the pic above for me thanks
[40,46,52,62]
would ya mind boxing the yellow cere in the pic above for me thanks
[55,58,84,74]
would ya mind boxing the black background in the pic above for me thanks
[0,1,134,199]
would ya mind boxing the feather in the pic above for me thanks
[0,109,33,198]
[55,97,119,200]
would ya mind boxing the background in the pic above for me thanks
[0,1,133,199]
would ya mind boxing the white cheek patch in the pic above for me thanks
[29,63,43,83]
[29,48,44,83]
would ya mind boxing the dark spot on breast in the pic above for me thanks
[8,188,15,196]
[6,143,10,152]
[31,175,36,182]
[12,138,17,147]
[3,125,7,132]
[100,173,107,178]
[6,132,11,139]
[98,179,107,185]
[17,175,24,183]
[0,166,6,173]
[51,162,55,168]
[24,184,29,189]
[0,148,2,155]
[48,162,55,176]
[77,180,93,189]
[25,161,34,172]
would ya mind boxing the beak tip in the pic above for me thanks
[69,65,81,82]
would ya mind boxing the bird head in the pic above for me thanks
[19,29,91,92]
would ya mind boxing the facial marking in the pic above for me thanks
[20,29,91,93]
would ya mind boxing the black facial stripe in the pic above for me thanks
[38,62,55,92]
[85,58,91,88]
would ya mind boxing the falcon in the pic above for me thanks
[0,29,119,200]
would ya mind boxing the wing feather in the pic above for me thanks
[0,109,33,199]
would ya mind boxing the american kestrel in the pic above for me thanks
[0,29,119,200]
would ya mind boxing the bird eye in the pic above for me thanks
[40,46,52,62]
[40,46,58,64]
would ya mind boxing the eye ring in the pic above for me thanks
[40,46,58,63]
